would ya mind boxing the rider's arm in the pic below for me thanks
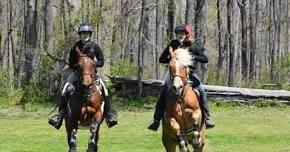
[94,44,104,67]
[159,46,170,63]
[69,45,78,70]
[191,44,208,63]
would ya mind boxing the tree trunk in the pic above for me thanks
[23,0,38,85]
[155,0,162,79]
[185,0,194,26]
[44,0,55,52]
[61,0,67,37]
[238,0,248,79]
[0,1,3,67]
[194,0,207,82]
[286,0,290,54]
[277,0,281,65]
[216,0,224,83]
[137,0,149,96]
[270,0,276,81]
[227,0,234,86]
[8,0,14,90]
[249,0,257,79]
[194,0,206,45]
[167,0,175,40]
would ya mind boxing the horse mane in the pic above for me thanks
[174,48,193,67]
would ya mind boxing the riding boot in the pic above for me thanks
[200,91,215,129]
[104,96,118,128]
[148,85,167,131]
[48,96,66,129]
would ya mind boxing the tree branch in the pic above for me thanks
[45,52,69,65]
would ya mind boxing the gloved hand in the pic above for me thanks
[73,64,80,70]
[169,39,181,49]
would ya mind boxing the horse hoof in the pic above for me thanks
[87,147,97,152]
[69,147,77,152]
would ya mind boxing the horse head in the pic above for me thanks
[169,47,193,96]
[75,47,96,91]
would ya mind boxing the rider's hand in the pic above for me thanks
[170,40,181,48]
[73,64,80,69]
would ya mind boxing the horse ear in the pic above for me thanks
[169,47,175,58]
[88,47,95,59]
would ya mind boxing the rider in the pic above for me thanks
[48,23,118,129]
[148,24,215,131]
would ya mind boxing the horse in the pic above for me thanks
[161,47,205,152]
[64,46,104,152]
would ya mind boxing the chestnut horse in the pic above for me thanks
[162,47,205,152]
[64,47,104,152]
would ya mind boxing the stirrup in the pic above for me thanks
[205,117,215,129]
[48,114,63,130]
[106,114,118,128]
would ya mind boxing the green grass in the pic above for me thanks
[0,104,290,152]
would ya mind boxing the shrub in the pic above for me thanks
[110,59,138,76]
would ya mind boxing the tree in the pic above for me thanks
[238,0,248,79]
[23,0,38,85]
[185,0,194,26]
[216,0,224,83]
[227,0,235,86]
[287,0,290,55]
[7,0,14,90]
[167,0,175,40]
[194,0,207,82]
[249,0,257,79]
[137,0,149,96]
[155,0,163,79]
[44,0,55,52]
[0,1,3,66]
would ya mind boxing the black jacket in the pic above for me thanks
[69,40,104,70]
[159,40,208,72]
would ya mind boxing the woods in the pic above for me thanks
[0,0,290,105]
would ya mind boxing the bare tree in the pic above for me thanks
[185,0,194,26]
[137,0,149,96]
[44,0,55,52]
[0,1,3,67]
[7,0,14,90]
[238,0,248,79]
[286,0,290,54]
[23,0,38,85]
[227,0,235,86]
[167,0,175,40]
[249,0,257,79]
[155,0,162,79]
[269,0,276,80]
[194,0,207,82]
[216,0,224,83]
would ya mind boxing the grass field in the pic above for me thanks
[0,103,290,152]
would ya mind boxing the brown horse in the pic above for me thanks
[162,47,205,152]
[64,47,104,152]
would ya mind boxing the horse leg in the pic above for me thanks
[87,111,102,152]
[167,117,188,152]
[65,119,78,152]
[162,132,176,152]
[193,126,205,152]
[191,110,203,151]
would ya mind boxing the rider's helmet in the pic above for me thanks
[174,24,192,39]
[78,23,93,43]
[78,23,93,35]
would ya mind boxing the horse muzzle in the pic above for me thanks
[172,84,183,96]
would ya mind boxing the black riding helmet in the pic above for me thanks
[78,23,93,34]
[174,24,192,38]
